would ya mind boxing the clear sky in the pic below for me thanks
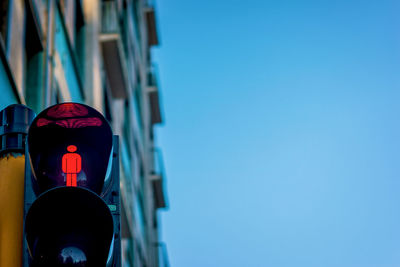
[152,0,400,266]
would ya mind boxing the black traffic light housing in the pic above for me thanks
[22,103,121,267]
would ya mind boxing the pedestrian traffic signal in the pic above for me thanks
[27,102,113,195]
[23,102,121,267]
[62,145,82,187]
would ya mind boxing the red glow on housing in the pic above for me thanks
[36,118,53,127]
[36,103,105,129]
[55,118,102,128]
[62,145,82,187]
[47,103,88,118]
[36,117,102,128]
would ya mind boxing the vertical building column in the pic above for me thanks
[83,0,103,110]
[7,0,25,102]
[44,0,55,107]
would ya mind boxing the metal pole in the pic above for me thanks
[0,104,34,267]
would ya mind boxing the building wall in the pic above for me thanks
[0,0,168,266]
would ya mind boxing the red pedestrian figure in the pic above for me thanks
[62,145,82,187]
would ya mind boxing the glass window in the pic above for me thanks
[0,53,19,109]
[131,0,140,43]
[0,0,9,45]
[24,2,44,112]
[134,82,143,128]
[59,0,76,45]
[50,79,63,105]
[121,238,134,267]
[134,191,147,242]
[123,101,132,156]
[53,7,83,102]
[103,85,113,123]
[74,1,85,80]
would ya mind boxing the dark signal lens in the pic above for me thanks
[25,187,114,267]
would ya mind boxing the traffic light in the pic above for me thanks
[23,102,121,267]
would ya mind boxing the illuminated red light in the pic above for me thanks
[62,145,82,187]
[67,145,77,152]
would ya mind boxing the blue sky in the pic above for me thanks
[153,1,400,266]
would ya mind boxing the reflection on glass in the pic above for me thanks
[58,246,87,266]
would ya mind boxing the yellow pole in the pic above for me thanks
[0,153,25,267]
[0,104,35,267]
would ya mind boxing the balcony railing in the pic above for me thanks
[147,65,163,124]
[150,148,167,209]
[157,242,170,267]
[100,1,129,99]
[144,4,159,46]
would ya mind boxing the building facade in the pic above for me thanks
[0,0,168,266]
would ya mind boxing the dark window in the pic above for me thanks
[0,0,9,45]
[132,0,140,37]
[134,75,143,129]
[50,80,62,105]
[74,0,85,79]
[24,1,44,112]
[103,85,113,123]
[123,100,132,159]
[58,0,85,83]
